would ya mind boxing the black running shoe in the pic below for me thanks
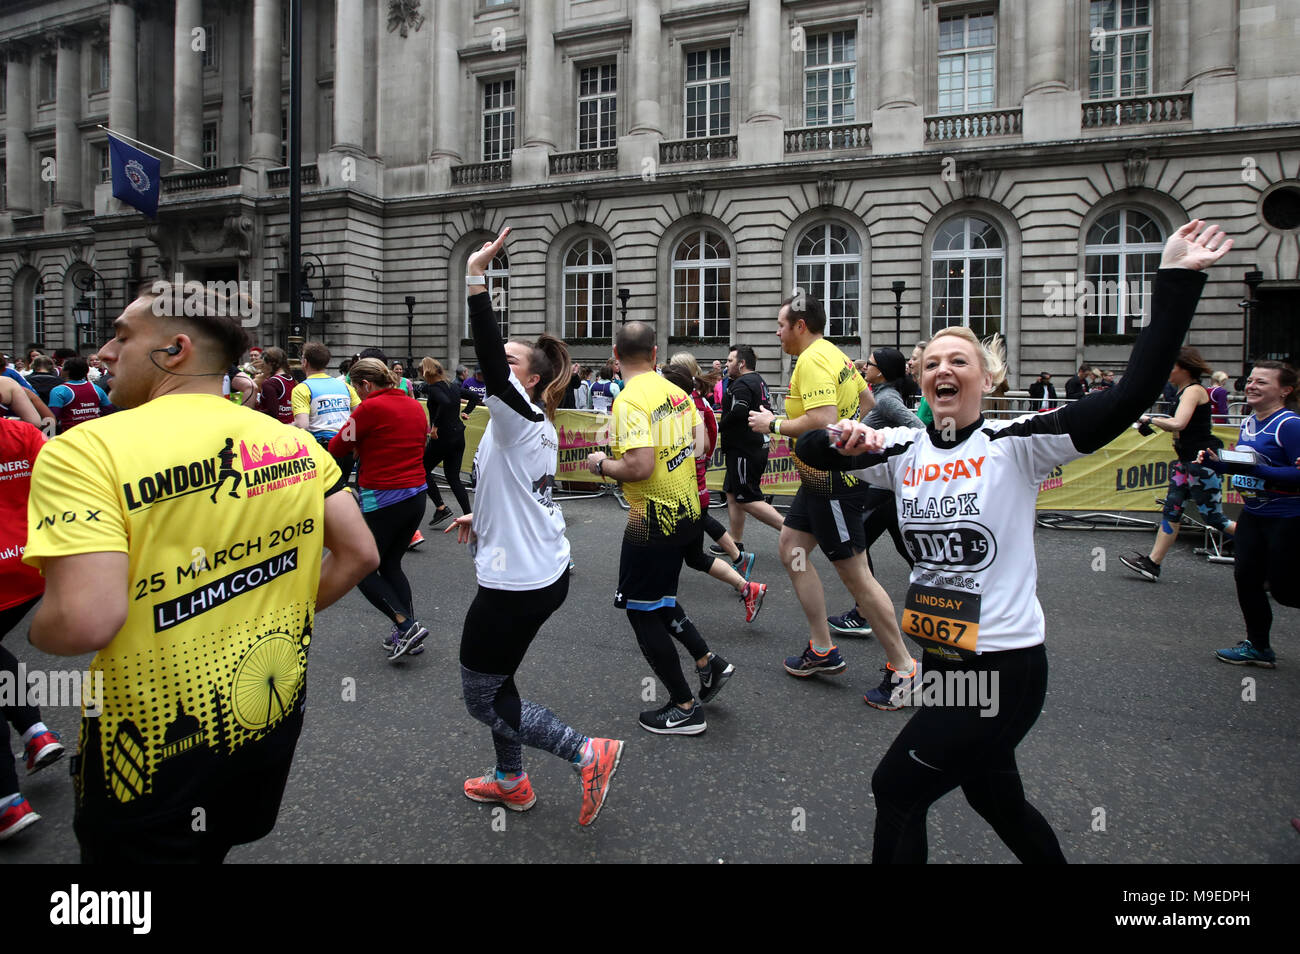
[697,653,735,703]
[638,701,706,735]
[428,506,453,528]
[1119,551,1161,581]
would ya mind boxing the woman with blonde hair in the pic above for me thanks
[1208,369,1230,424]
[421,356,481,526]
[798,220,1232,862]
[329,357,431,660]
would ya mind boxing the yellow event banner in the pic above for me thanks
[462,406,1241,511]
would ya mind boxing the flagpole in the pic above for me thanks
[97,124,204,171]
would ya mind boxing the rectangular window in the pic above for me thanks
[280,108,288,166]
[202,22,220,70]
[38,150,55,206]
[98,144,111,183]
[40,55,57,104]
[577,63,617,150]
[482,77,516,161]
[803,30,855,127]
[937,11,996,114]
[684,47,730,138]
[202,122,219,169]
[1088,0,1151,99]
[90,44,110,91]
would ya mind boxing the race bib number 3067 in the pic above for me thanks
[902,583,980,652]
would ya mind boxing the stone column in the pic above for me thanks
[1187,1,1236,128]
[871,0,922,153]
[629,0,661,136]
[747,0,781,122]
[426,0,461,190]
[523,0,556,149]
[3,46,32,214]
[620,0,662,174]
[108,0,137,140]
[333,0,364,153]
[54,33,83,206]
[1021,0,1080,142]
[250,0,282,166]
[172,0,203,167]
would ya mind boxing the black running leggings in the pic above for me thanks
[0,596,42,797]
[684,516,729,575]
[357,493,426,625]
[871,644,1066,864]
[459,571,584,773]
[424,435,471,515]
[1233,508,1300,652]
[628,605,709,706]
[862,486,912,575]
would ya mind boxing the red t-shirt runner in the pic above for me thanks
[0,419,47,610]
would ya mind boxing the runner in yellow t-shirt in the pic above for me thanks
[748,294,917,706]
[586,321,734,736]
[24,285,377,863]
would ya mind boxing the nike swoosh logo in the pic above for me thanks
[908,749,942,772]
[666,712,693,727]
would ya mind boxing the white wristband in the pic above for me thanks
[465,275,486,287]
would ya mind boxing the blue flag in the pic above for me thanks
[109,136,161,218]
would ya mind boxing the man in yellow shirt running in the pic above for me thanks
[749,294,918,709]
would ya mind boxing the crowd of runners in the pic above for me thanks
[3,217,1297,864]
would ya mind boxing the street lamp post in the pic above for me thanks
[617,288,630,323]
[70,268,110,353]
[1239,269,1264,375]
[299,252,327,343]
[405,295,416,373]
[890,280,907,350]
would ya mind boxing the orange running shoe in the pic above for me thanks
[741,581,767,623]
[575,738,624,826]
[463,772,537,812]
[408,530,425,550]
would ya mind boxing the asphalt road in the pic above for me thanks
[4,494,1297,864]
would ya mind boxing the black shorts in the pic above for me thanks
[724,449,768,503]
[783,486,867,562]
[615,537,692,611]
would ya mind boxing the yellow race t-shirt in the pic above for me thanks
[24,393,342,822]
[787,337,868,496]
[610,372,701,545]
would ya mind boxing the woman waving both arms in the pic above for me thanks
[449,226,624,827]
[796,220,1232,863]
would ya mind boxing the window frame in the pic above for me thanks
[671,228,733,341]
[928,215,1006,340]
[683,45,732,139]
[802,28,857,128]
[481,75,517,162]
[936,8,997,115]
[576,61,618,152]
[201,20,220,71]
[39,54,57,105]
[202,121,220,170]
[96,143,111,184]
[1087,0,1152,100]
[33,276,47,345]
[562,238,616,340]
[793,222,862,339]
[1082,207,1164,339]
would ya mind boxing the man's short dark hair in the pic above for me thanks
[729,344,757,372]
[780,294,827,335]
[302,341,331,371]
[357,347,389,364]
[53,348,77,363]
[138,283,252,367]
[615,321,656,362]
[63,356,89,381]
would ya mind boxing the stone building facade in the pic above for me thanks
[2,0,1299,386]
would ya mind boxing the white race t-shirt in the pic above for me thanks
[468,375,570,590]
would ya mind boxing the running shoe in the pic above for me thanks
[381,624,425,656]
[732,551,756,581]
[638,701,707,735]
[1119,551,1161,581]
[0,797,40,841]
[709,540,739,556]
[407,530,425,550]
[388,620,429,660]
[697,653,736,704]
[740,581,767,623]
[428,506,453,528]
[575,738,624,826]
[828,607,873,637]
[463,772,537,812]
[24,729,64,775]
[783,642,847,678]
[1215,640,1277,668]
[864,660,922,711]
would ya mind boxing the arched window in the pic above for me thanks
[32,277,46,345]
[563,238,614,339]
[1084,208,1163,337]
[930,216,1003,339]
[794,223,861,337]
[672,229,730,339]
[465,249,508,338]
